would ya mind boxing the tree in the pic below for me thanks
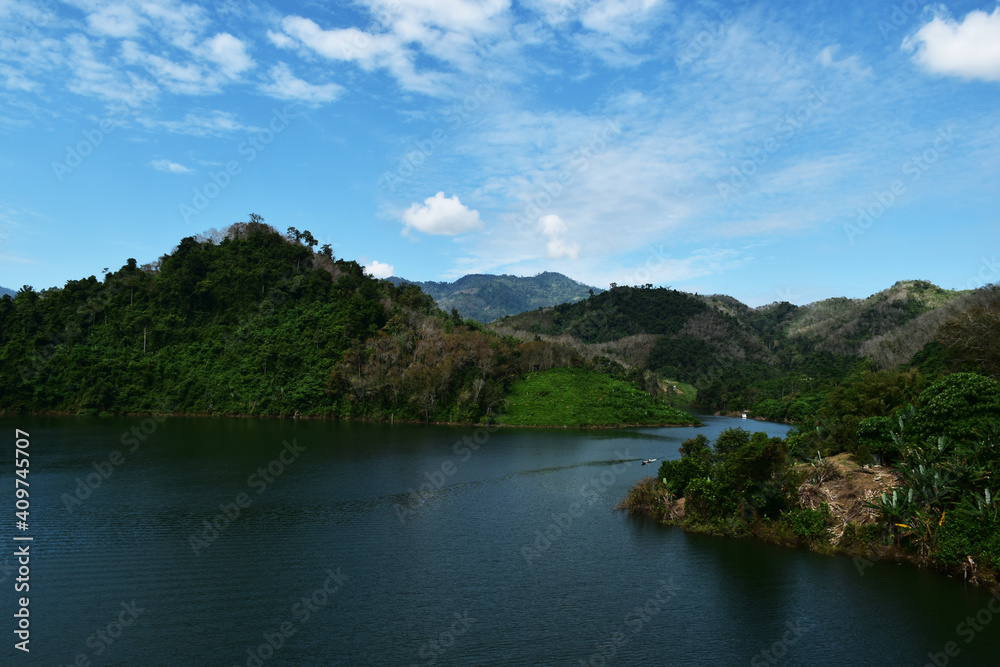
[856,415,899,465]
[904,372,1000,446]
[938,290,1000,379]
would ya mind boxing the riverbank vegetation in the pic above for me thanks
[618,372,1000,587]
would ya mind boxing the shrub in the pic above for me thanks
[784,504,831,541]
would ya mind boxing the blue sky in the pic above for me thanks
[0,0,998,306]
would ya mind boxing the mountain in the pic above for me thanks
[3,225,992,428]
[0,286,15,298]
[490,280,992,414]
[0,220,522,420]
[390,272,601,323]
[0,221,660,425]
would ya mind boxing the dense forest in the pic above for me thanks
[0,218,684,425]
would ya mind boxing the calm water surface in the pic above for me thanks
[1,414,998,666]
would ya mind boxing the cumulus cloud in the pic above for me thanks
[402,192,483,235]
[365,260,394,278]
[538,214,580,259]
[203,32,253,76]
[150,159,191,173]
[904,7,1000,82]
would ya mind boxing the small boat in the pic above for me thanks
[641,458,657,466]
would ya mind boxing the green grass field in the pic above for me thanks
[498,367,700,427]
[663,379,698,406]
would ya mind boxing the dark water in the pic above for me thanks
[1,414,999,666]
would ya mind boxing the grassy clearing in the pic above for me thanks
[663,379,698,406]
[497,367,700,427]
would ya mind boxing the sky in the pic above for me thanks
[0,0,998,307]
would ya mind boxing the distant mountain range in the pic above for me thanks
[390,272,601,323]
[491,279,989,405]
[0,286,15,298]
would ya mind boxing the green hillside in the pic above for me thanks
[492,281,995,425]
[497,367,699,427]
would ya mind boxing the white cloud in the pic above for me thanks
[203,32,253,77]
[65,33,160,103]
[273,15,444,93]
[0,64,39,92]
[259,62,342,104]
[138,109,245,136]
[817,44,873,80]
[121,39,212,94]
[365,260,395,278]
[277,17,401,68]
[271,1,513,95]
[402,192,483,235]
[538,214,580,259]
[581,0,663,38]
[904,7,1000,82]
[86,3,144,38]
[267,29,295,49]
[150,159,191,173]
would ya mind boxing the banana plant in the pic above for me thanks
[866,488,915,545]
[962,488,1000,522]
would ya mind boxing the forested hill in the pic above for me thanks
[0,286,15,298]
[0,220,686,424]
[490,280,996,418]
[0,220,423,416]
[390,272,600,323]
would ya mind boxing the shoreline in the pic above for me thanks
[0,408,701,430]
[620,465,1000,592]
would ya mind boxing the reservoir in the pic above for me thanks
[1,414,998,665]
